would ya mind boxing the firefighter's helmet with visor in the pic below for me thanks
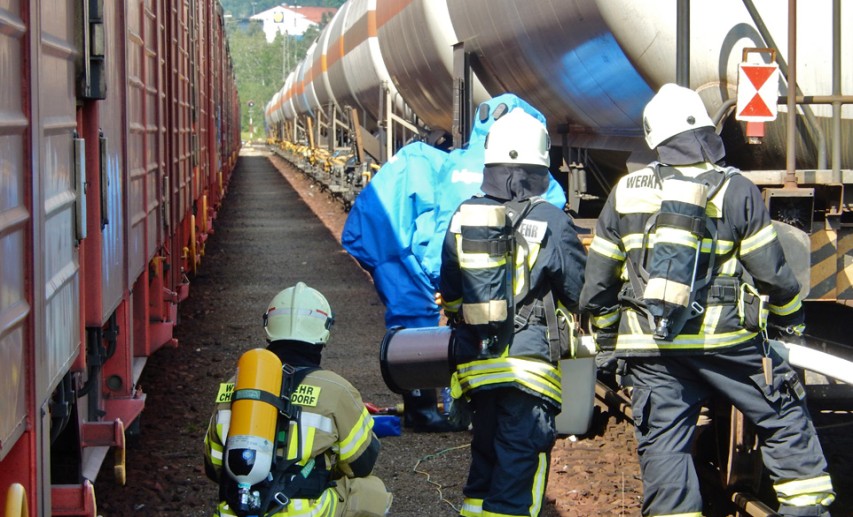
[643,83,715,149]
[484,108,550,168]
[263,282,334,345]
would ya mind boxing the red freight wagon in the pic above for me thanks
[0,2,239,515]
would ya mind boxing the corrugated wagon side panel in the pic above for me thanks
[0,0,30,464]
[37,0,80,402]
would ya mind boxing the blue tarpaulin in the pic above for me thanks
[342,94,567,329]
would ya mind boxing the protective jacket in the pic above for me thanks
[440,190,586,409]
[580,162,804,356]
[204,362,391,517]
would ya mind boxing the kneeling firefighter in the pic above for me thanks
[204,282,393,517]
[438,107,587,517]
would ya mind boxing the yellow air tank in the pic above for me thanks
[225,348,284,492]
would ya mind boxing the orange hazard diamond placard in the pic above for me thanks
[736,63,780,122]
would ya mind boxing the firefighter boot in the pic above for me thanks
[402,389,467,433]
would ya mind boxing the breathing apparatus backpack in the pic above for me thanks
[457,196,576,361]
[221,348,326,517]
[621,164,741,340]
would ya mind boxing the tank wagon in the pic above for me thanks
[265,0,852,511]
[0,1,240,515]
[265,0,852,333]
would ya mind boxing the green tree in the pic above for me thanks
[227,21,283,139]
[222,1,343,138]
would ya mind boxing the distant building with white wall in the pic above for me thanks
[251,4,337,43]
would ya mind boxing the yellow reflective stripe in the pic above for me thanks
[622,233,647,252]
[699,305,724,335]
[455,358,562,404]
[460,497,484,517]
[776,493,836,507]
[444,297,462,311]
[740,224,777,256]
[207,438,224,464]
[623,234,734,255]
[626,309,645,334]
[775,474,834,501]
[654,227,700,248]
[297,426,316,466]
[592,310,620,328]
[719,256,738,275]
[217,503,238,516]
[769,294,802,316]
[215,409,231,442]
[450,371,464,398]
[702,238,734,254]
[527,243,541,267]
[286,419,300,460]
[457,370,562,403]
[615,328,758,351]
[514,242,542,296]
[527,452,548,516]
[590,235,626,261]
[457,358,562,388]
[338,407,374,462]
[460,253,508,268]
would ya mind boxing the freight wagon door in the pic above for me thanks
[0,0,30,467]
[35,0,83,510]
[127,0,167,281]
[95,0,129,322]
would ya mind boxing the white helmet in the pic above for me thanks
[643,84,715,149]
[263,282,334,345]
[484,108,550,167]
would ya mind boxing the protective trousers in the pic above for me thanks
[626,338,834,517]
[460,387,557,517]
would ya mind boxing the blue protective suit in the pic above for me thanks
[342,94,566,329]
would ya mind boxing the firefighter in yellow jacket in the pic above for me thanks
[580,84,833,517]
[204,282,392,517]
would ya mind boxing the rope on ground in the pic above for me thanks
[413,444,470,514]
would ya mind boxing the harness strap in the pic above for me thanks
[542,292,563,362]
[657,212,706,235]
[461,237,512,256]
[260,365,321,516]
[231,388,288,413]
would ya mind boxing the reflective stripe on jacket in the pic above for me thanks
[451,355,563,407]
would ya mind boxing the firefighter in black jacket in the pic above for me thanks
[439,107,587,517]
[580,84,834,517]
